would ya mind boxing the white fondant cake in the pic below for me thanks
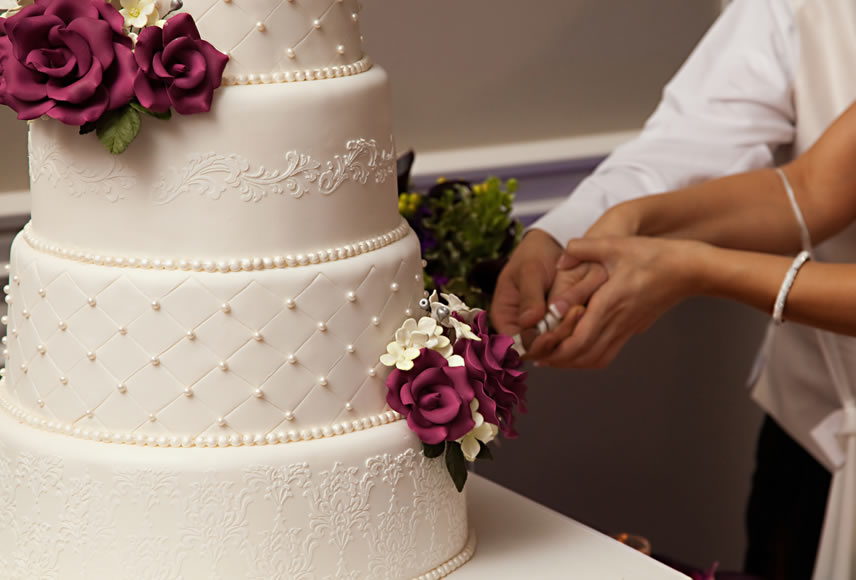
[0,1,473,578]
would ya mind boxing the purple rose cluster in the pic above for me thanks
[0,0,227,126]
[386,311,528,446]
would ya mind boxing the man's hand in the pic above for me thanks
[490,229,563,338]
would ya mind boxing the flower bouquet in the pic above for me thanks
[0,0,228,153]
[397,151,524,311]
[379,291,527,491]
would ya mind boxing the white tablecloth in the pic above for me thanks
[456,475,690,579]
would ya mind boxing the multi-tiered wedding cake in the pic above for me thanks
[0,1,473,577]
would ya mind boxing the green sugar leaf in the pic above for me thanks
[96,106,141,155]
[445,441,468,492]
[422,442,446,458]
[476,441,494,461]
[130,101,172,121]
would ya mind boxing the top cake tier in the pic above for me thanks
[178,0,367,83]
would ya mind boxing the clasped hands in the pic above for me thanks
[490,209,702,368]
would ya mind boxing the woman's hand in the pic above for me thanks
[523,202,641,359]
[533,236,709,368]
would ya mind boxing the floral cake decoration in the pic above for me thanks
[380,291,528,492]
[0,0,228,153]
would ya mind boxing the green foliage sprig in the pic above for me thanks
[399,170,523,311]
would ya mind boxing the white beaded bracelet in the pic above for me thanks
[772,250,811,325]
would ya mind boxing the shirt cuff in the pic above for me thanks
[529,197,604,248]
[528,169,659,247]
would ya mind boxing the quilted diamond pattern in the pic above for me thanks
[95,387,150,432]
[66,359,117,410]
[261,308,317,355]
[2,232,423,440]
[67,305,121,352]
[125,365,186,418]
[42,272,89,321]
[158,278,222,329]
[43,384,88,424]
[156,394,219,435]
[158,337,220,387]
[95,277,151,327]
[44,331,88,372]
[228,281,284,330]
[192,369,254,420]
[228,340,286,387]
[28,298,60,341]
[295,274,348,323]
[193,311,252,360]
[261,361,317,413]
[184,0,363,77]
[225,397,286,435]
[97,334,151,381]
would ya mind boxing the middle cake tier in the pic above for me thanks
[2,225,423,444]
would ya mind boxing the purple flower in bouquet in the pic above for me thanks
[432,274,450,289]
[454,311,527,438]
[2,0,136,124]
[386,348,476,445]
[418,220,438,253]
[133,12,228,115]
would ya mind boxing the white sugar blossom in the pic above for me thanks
[399,317,453,357]
[446,316,481,342]
[120,0,160,29]
[380,316,456,370]
[425,290,452,323]
[379,341,421,371]
[457,399,499,462]
[446,354,465,367]
[0,0,31,16]
[442,292,482,319]
[426,291,482,342]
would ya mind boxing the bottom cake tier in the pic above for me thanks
[0,404,474,580]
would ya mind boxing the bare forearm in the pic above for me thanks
[601,103,856,253]
[615,169,804,253]
[693,244,856,335]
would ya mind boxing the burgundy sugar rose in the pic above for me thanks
[386,348,476,445]
[0,19,10,106]
[2,0,136,125]
[133,13,228,115]
[454,311,528,438]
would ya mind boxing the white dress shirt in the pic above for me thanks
[533,0,798,245]
[528,2,856,576]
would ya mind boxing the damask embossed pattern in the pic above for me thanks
[152,137,397,205]
[28,139,135,203]
[28,137,396,206]
[181,0,365,81]
[0,415,473,579]
[2,231,424,441]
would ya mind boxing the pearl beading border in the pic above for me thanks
[22,220,410,272]
[414,529,477,580]
[221,55,373,86]
[0,385,402,448]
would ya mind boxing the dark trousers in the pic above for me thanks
[744,415,831,580]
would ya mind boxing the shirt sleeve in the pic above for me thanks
[533,0,797,246]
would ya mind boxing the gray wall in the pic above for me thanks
[0,0,768,572]
[476,299,766,571]
[0,108,28,193]
[361,0,722,153]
